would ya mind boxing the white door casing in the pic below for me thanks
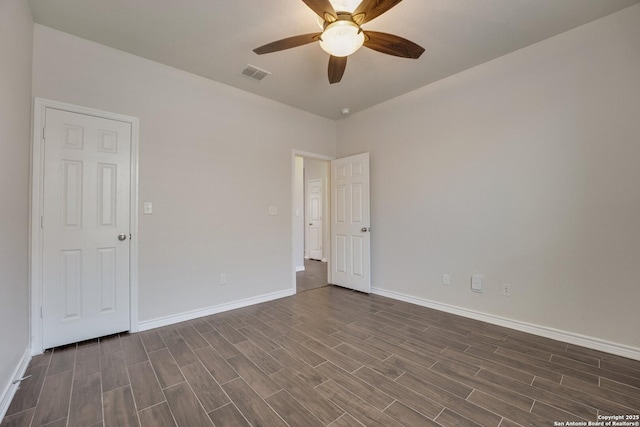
[31,99,139,352]
[331,153,371,293]
[308,178,323,260]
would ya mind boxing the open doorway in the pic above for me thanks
[296,257,328,292]
[293,153,331,293]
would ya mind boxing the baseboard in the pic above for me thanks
[0,347,31,421]
[138,289,295,331]
[296,266,305,272]
[372,287,640,361]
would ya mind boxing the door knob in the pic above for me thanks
[361,227,370,232]
[117,233,127,241]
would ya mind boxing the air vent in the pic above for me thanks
[241,64,271,82]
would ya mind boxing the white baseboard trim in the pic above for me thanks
[296,266,305,272]
[0,347,31,422]
[138,289,295,332]
[372,287,640,361]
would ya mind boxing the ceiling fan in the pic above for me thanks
[253,0,425,84]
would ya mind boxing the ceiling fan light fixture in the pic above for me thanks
[253,0,425,84]
[319,20,364,57]
[329,0,361,13]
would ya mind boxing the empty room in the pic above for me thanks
[1,0,639,426]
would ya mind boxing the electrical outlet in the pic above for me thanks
[219,273,227,285]
[502,284,511,297]
[442,274,451,286]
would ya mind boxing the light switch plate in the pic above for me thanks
[143,202,153,215]
[269,206,278,216]
[471,275,483,292]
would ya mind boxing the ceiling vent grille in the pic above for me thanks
[241,64,271,82]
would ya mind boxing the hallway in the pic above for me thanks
[296,259,328,293]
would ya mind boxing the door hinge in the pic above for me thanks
[40,216,44,228]
[42,127,46,140]
[40,306,43,318]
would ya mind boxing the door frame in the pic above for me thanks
[291,150,334,292]
[30,98,140,354]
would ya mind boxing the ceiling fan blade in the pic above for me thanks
[352,0,403,24]
[328,55,347,84]
[253,33,321,55]
[363,31,424,59]
[301,0,337,22]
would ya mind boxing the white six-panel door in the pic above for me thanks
[42,108,132,348]
[331,153,370,293]
[308,178,323,260]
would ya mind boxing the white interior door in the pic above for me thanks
[308,178,323,260]
[42,108,132,349]
[331,153,370,293]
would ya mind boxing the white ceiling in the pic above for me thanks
[28,0,639,120]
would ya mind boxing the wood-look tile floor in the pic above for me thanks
[3,286,640,427]
[296,259,328,293]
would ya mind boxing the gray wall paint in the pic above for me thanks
[32,25,336,322]
[337,5,640,349]
[0,0,33,400]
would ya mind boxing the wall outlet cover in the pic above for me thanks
[442,274,451,286]
[502,284,511,297]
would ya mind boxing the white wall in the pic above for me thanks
[337,5,640,351]
[0,0,33,411]
[32,25,336,323]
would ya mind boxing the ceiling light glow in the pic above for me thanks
[329,0,361,13]
[319,20,365,57]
